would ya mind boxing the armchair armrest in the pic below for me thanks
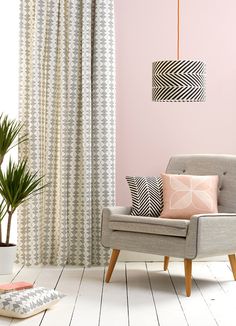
[101,206,132,247]
[186,213,236,259]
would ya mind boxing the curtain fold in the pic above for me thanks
[17,0,115,266]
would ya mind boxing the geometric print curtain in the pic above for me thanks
[17,0,115,266]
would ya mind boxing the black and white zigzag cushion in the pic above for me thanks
[126,176,163,217]
[0,287,64,319]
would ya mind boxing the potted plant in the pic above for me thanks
[0,114,46,274]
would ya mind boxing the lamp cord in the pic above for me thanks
[177,0,180,60]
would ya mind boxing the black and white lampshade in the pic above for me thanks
[152,60,206,102]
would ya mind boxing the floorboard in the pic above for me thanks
[100,262,128,326]
[147,262,188,326]
[69,266,104,326]
[207,262,236,295]
[194,262,235,326]
[169,262,217,326]
[126,262,159,326]
[40,266,84,326]
[0,262,234,326]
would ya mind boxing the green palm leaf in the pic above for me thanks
[0,158,47,211]
[0,114,28,165]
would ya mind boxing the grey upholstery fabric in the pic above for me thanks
[101,155,236,259]
[186,213,236,259]
[110,231,186,258]
[101,206,131,247]
[109,215,189,237]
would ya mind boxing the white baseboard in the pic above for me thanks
[118,250,227,262]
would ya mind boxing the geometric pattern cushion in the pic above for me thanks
[126,176,163,217]
[160,173,219,219]
[0,287,64,319]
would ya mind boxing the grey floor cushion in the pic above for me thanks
[0,287,64,318]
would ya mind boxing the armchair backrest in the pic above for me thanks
[166,154,236,213]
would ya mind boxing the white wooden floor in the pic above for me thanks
[0,262,236,326]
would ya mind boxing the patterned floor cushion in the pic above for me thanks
[0,287,64,318]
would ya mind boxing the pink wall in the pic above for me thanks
[115,0,236,205]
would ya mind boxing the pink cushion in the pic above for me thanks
[160,173,219,219]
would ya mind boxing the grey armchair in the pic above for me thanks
[101,155,236,296]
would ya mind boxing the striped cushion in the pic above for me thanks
[126,176,163,217]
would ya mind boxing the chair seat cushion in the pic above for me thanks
[109,214,190,237]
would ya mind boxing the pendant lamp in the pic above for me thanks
[152,0,206,102]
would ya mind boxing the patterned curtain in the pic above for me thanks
[17,0,115,266]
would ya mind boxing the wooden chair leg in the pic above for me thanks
[164,256,169,271]
[105,249,120,283]
[184,259,192,297]
[228,254,236,280]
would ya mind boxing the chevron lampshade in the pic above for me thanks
[152,60,206,102]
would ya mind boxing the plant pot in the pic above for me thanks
[0,244,16,274]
